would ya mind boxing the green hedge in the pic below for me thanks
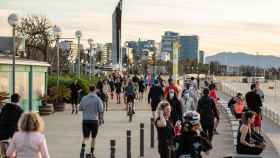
[47,74,102,102]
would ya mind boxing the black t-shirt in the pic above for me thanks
[197,96,219,125]
[155,117,174,144]
[138,80,145,91]
[70,83,81,96]
[0,103,23,140]
[245,91,262,113]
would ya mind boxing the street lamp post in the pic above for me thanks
[88,38,93,81]
[75,30,82,79]
[53,25,61,91]
[8,13,19,95]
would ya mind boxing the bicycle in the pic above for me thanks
[0,140,9,158]
[127,95,135,122]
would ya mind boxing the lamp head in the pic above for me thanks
[53,25,61,37]
[75,30,82,38]
[8,13,19,26]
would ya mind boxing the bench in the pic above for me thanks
[221,101,263,158]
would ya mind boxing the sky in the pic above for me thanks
[1,0,280,56]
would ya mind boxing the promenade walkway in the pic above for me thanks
[42,91,279,157]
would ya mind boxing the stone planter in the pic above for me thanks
[54,102,65,112]
[39,103,54,116]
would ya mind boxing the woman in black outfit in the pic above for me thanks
[138,77,145,102]
[236,111,265,155]
[155,101,176,158]
[115,78,122,104]
[166,89,183,125]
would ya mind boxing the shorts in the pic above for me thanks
[127,95,135,103]
[82,120,99,138]
[254,113,262,127]
[71,94,79,105]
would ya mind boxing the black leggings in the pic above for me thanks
[201,124,214,142]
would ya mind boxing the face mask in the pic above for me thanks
[169,93,174,99]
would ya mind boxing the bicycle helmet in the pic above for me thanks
[183,111,200,126]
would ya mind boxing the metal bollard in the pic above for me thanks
[264,107,267,117]
[127,130,131,158]
[150,118,154,148]
[110,140,116,158]
[140,123,144,157]
[277,114,280,125]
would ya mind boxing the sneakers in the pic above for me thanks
[213,129,219,135]
[80,149,85,158]
[85,153,96,158]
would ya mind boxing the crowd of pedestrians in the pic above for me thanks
[0,71,269,158]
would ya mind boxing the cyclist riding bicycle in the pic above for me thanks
[125,81,136,115]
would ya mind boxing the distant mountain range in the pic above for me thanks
[205,52,280,68]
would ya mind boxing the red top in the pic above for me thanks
[164,84,179,97]
[209,89,218,103]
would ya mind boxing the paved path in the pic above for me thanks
[218,91,280,158]
[44,93,160,158]
[43,91,251,158]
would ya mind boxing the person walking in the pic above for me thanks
[197,88,219,142]
[138,77,145,102]
[70,80,82,114]
[101,79,109,111]
[79,85,104,158]
[190,77,198,91]
[245,84,263,134]
[209,83,220,135]
[155,101,176,158]
[0,93,23,141]
[164,78,179,97]
[114,78,122,104]
[6,112,50,158]
[108,76,115,100]
[166,89,183,125]
[180,88,196,114]
[148,80,164,121]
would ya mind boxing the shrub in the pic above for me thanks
[47,74,103,103]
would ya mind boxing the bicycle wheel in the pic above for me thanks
[128,102,133,122]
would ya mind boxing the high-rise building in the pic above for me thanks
[112,0,122,66]
[199,50,205,64]
[126,39,156,56]
[103,43,112,64]
[178,35,199,61]
[160,31,179,55]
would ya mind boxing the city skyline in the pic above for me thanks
[1,0,280,56]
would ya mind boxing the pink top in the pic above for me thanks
[6,132,50,158]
